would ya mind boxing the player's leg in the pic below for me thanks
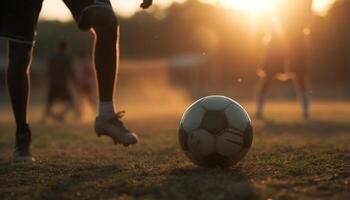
[87,89,97,110]
[1,0,43,161]
[41,101,50,123]
[78,7,138,145]
[57,99,76,122]
[294,73,310,120]
[56,103,69,123]
[7,41,35,161]
[255,37,283,119]
[291,38,310,120]
[86,9,117,104]
[41,88,55,123]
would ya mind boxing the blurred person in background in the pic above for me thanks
[255,0,313,120]
[41,40,78,123]
[76,52,97,119]
[1,0,152,162]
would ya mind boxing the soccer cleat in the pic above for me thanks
[13,125,35,162]
[95,111,138,146]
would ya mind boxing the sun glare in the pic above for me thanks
[220,0,274,13]
[40,0,336,21]
[211,0,334,15]
[313,0,335,15]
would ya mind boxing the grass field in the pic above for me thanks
[0,100,349,200]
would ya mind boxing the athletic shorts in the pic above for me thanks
[262,37,308,77]
[0,0,112,45]
[47,85,73,104]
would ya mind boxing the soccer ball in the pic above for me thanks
[179,95,253,168]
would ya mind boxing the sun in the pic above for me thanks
[313,0,335,15]
[219,0,274,13]
[213,0,335,15]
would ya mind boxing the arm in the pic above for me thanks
[140,0,153,9]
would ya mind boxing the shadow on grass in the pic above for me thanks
[0,160,125,199]
[37,164,125,199]
[154,166,259,200]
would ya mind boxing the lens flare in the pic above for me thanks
[219,0,275,13]
[203,0,334,15]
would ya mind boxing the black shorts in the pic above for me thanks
[0,0,112,45]
[262,37,308,77]
[47,85,73,105]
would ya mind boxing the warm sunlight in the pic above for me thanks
[313,0,336,15]
[40,0,336,21]
[202,0,335,15]
[219,0,274,13]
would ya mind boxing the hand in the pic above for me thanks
[140,0,153,9]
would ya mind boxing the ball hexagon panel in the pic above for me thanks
[201,110,228,134]
[243,123,253,148]
[224,103,251,132]
[216,129,244,157]
[187,128,215,160]
[199,95,233,111]
[181,104,206,132]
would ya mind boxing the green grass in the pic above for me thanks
[0,101,349,200]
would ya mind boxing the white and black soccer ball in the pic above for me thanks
[179,96,253,168]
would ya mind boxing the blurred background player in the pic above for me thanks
[76,52,97,119]
[255,0,313,120]
[41,40,78,123]
[1,0,152,162]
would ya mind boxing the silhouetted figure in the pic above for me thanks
[255,0,313,120]
[76,52,97,118]
[41,40,77,123]
[1,0,152,162]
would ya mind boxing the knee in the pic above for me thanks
[89,10,119,39]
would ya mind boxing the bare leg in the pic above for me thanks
[87,91,97,111]
[294,74,310,120]
[41,100,53,123]
[84,8,118,103]
[81,8,138,146]
[57,101,75,122]
[8,41,35,161]
[7,42,33,129]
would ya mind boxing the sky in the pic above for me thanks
[40,0,336,21]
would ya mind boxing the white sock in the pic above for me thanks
[98,101,115,117]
